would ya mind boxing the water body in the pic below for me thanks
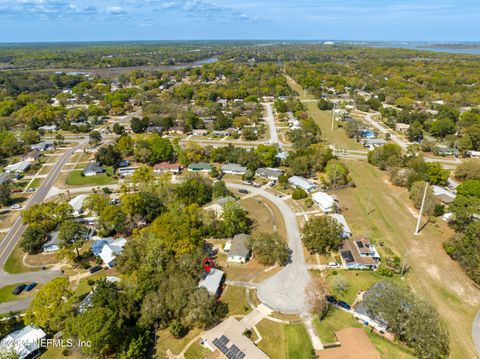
[342,41,480,55]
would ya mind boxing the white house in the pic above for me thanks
[42,231,61,253]
[312,192,337,213]
[98,237,127,267]
[288,176,317,193]
[329,213,352,238]
[221,163,247,175]
[227,234,251,264]
[198,268,224,296]
[0,325,46,359]
[192,129,209,136]
[118,167,137,177]
[83,163,105,176]
[4,161,31,173]
[205,196,236,218]
[255,167,283,181]
[69,194,88,217]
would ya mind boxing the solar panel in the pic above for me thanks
[341,250,354,263]
[238,352,246,359]
[356,241,364,248]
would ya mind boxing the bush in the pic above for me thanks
[87,279,95,286]
[433,204,445,217]
[378,268,394,277]
[168,320,187,339]
[292,188,307,200]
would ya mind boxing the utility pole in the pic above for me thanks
[414,182,429,235]
[331,103,336,131]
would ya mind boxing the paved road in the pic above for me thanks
[0,297,33,313]
[227,183,310,314]
[0,140,87,277]
[473,311,480,356]
[262,102,281,148]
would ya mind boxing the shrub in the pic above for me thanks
[292,188,308,200]
[378,268,394,277]
[169,320,187,339]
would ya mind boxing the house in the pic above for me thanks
[5,161,31,173]
[146,126,163,134]
[38,124,58,131]
[118,160,130,168]
[317,327,381,359]
[340,237,380,270]
[432,185,456,204]
[205,196,236,217]
[31,140,54,151]
[363,139,387,149]
[0,325,47,359]
[188,162,212,173]
[227,234,251,263]
[42,231,61,253]
[192,129,209,136]
[24,150,41,162]
[255,167,283,181]
[198,268,224,296]
[276,151,288,161]
[396,123,410,133]
[69,194,88,217]
[353,282,389,333]
[169,126,185,135]
[433,145,456,157]
[118,167,137,177]
[312,192,337,213]
[83,163,105,176]
[467,150,480,159]
[212,130,229,137]
[221,163,247,175]
[329,214,352,238]
[153,162,181,174]
[201,317,270,359]
[97,237,127,267]
[288,176,317,193]
[361,129,376,139]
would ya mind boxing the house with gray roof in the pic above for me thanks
[43,231,61,253]
[227,234,251,263]
[255,167,283,181]
[288,175,317,193]
[221,163,247,175]
[83,163,105,176]
[0,172,12,185]
[198,268,224,296]
[5,161,31,173]
[329,213,352,238]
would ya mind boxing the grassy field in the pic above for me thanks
[65,170,116,186]
[221,285,251,316]
[330,159,480,358]
[156,327,202,357]
[285,75,363,150]
[4,244,35,273]
[184,341,209,359]
[40,346,87,359]
[0,283,40,302]
[256,320,313,359]
[27,177,43,189]
[240,195,287,239]
[313,308,415,358]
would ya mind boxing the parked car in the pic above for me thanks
[89,265,103,274]
[25,188,36,192]
[239,189,249,194]
[11,204,22,209]
[24,282,37,292]
[337,300,351,310]
[12,284,26,295]
[327,262,340,268]
[216,173,224,180]
[326,295,338,304]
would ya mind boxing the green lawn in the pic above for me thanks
[4,244,35,274]
[184,341,209,359]
[65,170,116,186]
[27,177,43,189]
[156,327,202,356]
[40,346,87,359]
[256,320,312,359]
[0,283,38,302]
[221,285,251,316]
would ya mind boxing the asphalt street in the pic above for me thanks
[227,183,310,314]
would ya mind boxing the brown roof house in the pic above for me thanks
[340,237,380,270]
[153,162,181,174]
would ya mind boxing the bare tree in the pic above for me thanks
[305,277,329,319]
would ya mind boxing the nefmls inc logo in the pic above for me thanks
[37,338,92,348]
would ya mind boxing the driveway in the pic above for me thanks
[262,102,281,148]
[227,183,310,314]
[473,311,480,356]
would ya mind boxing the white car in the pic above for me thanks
[11,204,22,209]
[327,262,340,268]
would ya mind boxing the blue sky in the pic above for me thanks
[0,0,478,42]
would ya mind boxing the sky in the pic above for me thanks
[0,0,479,42]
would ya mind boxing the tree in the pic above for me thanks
[425,162,449,185]
[212,180,230,199]
[368,143,403,170]
[149,135,174,164]
[116,134,134,156]
[0,181,11,206]
[247,233,289,266]
[305,277,329,319]
[292,188,307,200]
[99,205,126,235]
[220,201,249,237]
[364,282,449,358]
[112,123,125,135]
[430,118,455,138]
[456,179,480,197]
[318,99,334,110]
[242,127,258,141]
[25,277,72,333]
[95,144,122,170]
[455,159,480,181]
[409,181,437,215]
[255,145,277,167]
[175,176,213,206]
[302,216,344,254]
[131,166,154,188]
[325,160,349,186]
[57,220,87,257]
[20,226,48,254]
[89,130,102,146]
[130,116,149,133]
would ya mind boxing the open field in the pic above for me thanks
[221,285,251,316]
[65,170,116,186]
[4,244,36,273]
[313,308,415,358]
[240,195,287,239]
[331,159,480,358]
[256,320,313,359]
